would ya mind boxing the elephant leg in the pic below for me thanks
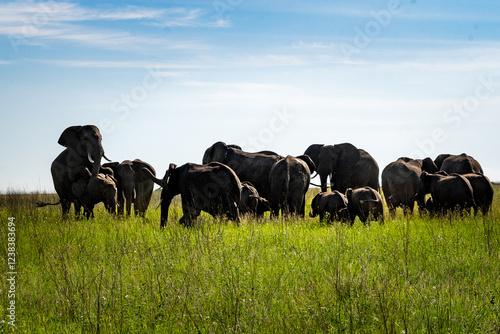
[60,199,71,220]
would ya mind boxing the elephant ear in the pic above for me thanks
[133,159,156,182]
[164,163,177,183]
[58,126,82,148]
[421,157,438,173]
[296,154,316,174]
[207,141,228,163]
[334,143,360,176]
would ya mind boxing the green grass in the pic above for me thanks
[1,188,500,333]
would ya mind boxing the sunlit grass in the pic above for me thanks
[1,187,499,333]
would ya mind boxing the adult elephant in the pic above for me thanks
[460,173,494,216]
[303,144,324,170]
[103,159,156,216]
[381,157,438,216]
[434,153,483,174]
[309,143,379,194]
[146,162,241,228]
[50,125,109,218]
[202,141,282,209]
[268,155,315,217]
[417,172,476,214]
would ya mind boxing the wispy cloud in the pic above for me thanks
[0,1,220,51]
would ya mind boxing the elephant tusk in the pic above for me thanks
[103,153,112,162]
[88,152,95,164]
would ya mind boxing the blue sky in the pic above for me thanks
[1,0,500,191]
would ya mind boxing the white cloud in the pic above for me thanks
[0,1,219,51]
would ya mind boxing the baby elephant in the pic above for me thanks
[309,191,349,223]
[346,187,384,225]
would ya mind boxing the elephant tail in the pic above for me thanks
[35,200,60,207]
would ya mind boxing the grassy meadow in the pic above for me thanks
[1,187,500,333]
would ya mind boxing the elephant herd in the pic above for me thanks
[40,125,494,227]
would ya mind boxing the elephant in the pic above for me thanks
[307,143,379,194]
[71,167,117,218]
[303,144,324,169]
[460,173,494,216]
[267,155,315,217]
[434,153,483,174]
[346,187,384,225]
[38,166,117,218]
[102,159,156,216]
[417,172,477,214]
[381,157,438,216]
[202,141,282,209]
[240,181,272,216]
[50,125,110,218]
[146,162,242,228]
[309,191,349,223]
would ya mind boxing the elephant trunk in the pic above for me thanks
[142,167,165,187]
[89,146,102,175]
[160,193,172,228]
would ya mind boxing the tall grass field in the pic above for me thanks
[1,187,499,333]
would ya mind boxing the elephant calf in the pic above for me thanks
[240,182,272,217]
[71,167,118,218]
[309,191,349,223]
[346,187,384,225]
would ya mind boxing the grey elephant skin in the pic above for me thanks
[305,143,379,194]
[71,167,117,218]
[147,162,242,228]
[346,187,384,225]
[417,172,477,214]
[51,125,108,218]
[240,182,272,216]
[268,155,315,217]
[434,153,483,174]
[459,173,493,216]
[103,159,156,216]
[309,191,349,223]
[202,141,282,208]
[381,157,438,215]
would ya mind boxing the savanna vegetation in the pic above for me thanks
[1,187,499,333]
